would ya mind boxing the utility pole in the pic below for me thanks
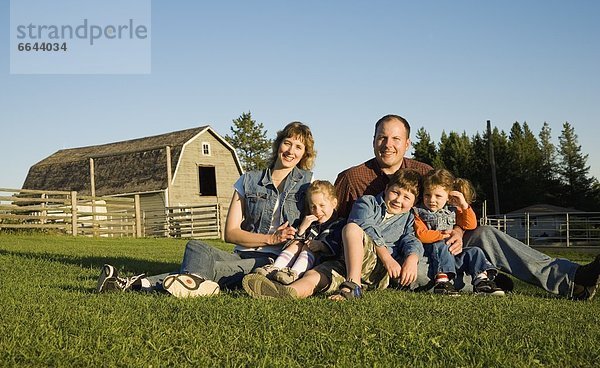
[487,120,500,215]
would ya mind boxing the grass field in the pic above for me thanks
[1,233,599,367]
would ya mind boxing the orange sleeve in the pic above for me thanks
[455,206,477,230]
[414,213,445,243]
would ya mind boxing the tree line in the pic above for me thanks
[412,121,600,214]
[225,112,600,214]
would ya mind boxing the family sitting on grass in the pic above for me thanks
[96,115,600,301]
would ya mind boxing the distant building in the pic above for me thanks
[22,126,243,237]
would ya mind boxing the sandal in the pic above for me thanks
[329,280,363,301]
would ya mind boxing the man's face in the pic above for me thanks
[373,118,410,174]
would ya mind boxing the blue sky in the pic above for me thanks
[2,1,599,196]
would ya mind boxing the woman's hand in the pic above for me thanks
[269,221,297,245]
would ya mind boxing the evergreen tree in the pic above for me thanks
[225,112,272,172]
[557,122,596,210]
[436,131,473,178]
[538,122,562,203]
[411,127,437,166]
[507,122,544,208]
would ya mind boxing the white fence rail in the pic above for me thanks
[482,212,600,246]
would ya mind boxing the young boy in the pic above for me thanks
[328,168,423,300]
[414,169,504,296]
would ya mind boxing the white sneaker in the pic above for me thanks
[163,274,220,298]
[96,264,117,292]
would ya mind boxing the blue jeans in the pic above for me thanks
[425,241,495,281]
[145,240,272,290]
[413,226,578,296]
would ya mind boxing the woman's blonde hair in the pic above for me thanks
[269,122,316,170]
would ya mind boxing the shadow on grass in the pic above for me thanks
[0,249,180,277]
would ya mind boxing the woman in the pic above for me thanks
[96,122,316,297]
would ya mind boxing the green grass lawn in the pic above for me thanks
[1,234,599,367]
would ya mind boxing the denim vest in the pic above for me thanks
[241,167,313,234]
[415,205,456,231]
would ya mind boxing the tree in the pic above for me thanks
[411,127,437,166]
[538,122,562,203]
[225,112,272,172]
[557,121,597,209]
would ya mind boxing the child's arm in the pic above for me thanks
[413,212,449,243]
[399,253,419,286]
[455,206,477,230]
[375,246,402,279]
[297,215,318,236]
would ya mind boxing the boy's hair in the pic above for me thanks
[306,180,337,208]
[386,168,421,198]
[423,169,476,204]
[269,122,316,170]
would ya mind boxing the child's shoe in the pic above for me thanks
[253,264,279,279]
[273,268,299,285]
[433,281,459,296]
[474,279,505,297]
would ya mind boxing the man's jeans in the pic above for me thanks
[145,240,272,290]
[414,226,578,296]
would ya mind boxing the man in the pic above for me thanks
[333,114,600,300]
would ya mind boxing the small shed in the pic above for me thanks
[22,126,243,238]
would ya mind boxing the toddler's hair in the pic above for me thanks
[423,168,476,204]
[453,177,476,204]
[306,180,337,207]
[387,168,422,198]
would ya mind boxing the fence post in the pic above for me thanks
[134,194,142,238]
[566,213,570,247]
[71,191,78,236]
[526,213,530,246]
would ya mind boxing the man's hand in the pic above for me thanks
[446,226,464,255]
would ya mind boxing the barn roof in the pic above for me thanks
[22,126,239,196]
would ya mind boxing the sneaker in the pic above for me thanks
[242,274,298,300]
[493,273,514,292]
[163,273,220,298]
[96,264,118,292]
[272,268,299,285]
[572,283,598,301]
[253,264,279,279]
[433,281,459,296]
[474,279,505,297]
[99,273,146,292]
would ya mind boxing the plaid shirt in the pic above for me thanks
[334,157,432,218]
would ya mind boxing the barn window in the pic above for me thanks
[198,166,217,196]
[202,142,211,156]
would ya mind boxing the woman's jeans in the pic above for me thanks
[145,240,272,290]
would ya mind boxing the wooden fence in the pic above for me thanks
[143,204,221,239]
[0,188,220,239]
[0,188,142,237]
